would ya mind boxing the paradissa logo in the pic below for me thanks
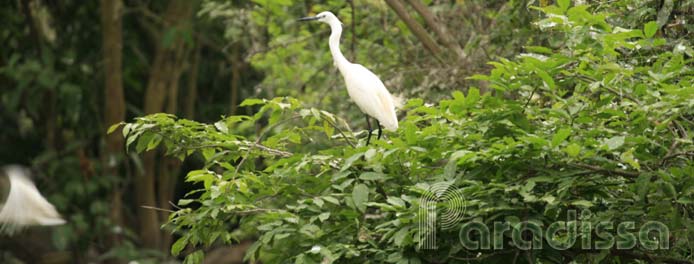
[458,210,669,250]
[419,181,467,250]
[418,182,670,251]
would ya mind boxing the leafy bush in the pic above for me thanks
[118,2,693,263]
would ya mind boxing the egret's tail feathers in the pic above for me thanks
[391,93,405,109]
[0,166,66,235]
[382,122,398,132]
[380,115,399,132]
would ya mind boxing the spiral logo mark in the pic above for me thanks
[419,181,467,250]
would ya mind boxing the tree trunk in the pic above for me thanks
[100,0,126,256]
[229,50,241,115]
[157,38,189,252]
[348,0,356,61]
[138,0,193,250]
[184,44,201,119]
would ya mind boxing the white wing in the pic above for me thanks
[0,166,66,235]
[343,64,399,131]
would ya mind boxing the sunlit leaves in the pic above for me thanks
[644,21,659,38]
[604,136,625,151]
[352,183,369,213]
[551,128,572,147]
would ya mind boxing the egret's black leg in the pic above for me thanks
[365,115,373,146]
[376,120,383,140]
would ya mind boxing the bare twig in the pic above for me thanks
[448,250,515,261]
[168,201,183,211]
[234,116,301,176]
[522,86,539,113]
[321,114,356,148]
[661,119,691,165]
[573,74,641,104]
[570,162,640,178]
[249,143,293,157]
[235,208,284,216]
[141,205,175,213]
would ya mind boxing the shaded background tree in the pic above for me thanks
[1,0,692,263]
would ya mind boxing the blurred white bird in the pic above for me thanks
[0,165,65,235]
[299,11,399,145]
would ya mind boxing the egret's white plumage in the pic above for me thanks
[0,166,65,235]
[303,11,399,132]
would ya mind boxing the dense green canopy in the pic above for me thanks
[1,0,693,263]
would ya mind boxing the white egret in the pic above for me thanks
[0,165,65,235]
[299,11,399,145]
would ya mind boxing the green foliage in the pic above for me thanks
[1,0,238,261]
[121,3,694,262]
[200,0,541,121]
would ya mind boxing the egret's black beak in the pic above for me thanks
[298,16,319,22]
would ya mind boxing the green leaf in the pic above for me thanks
[677,196,694,205]
[352,184,369,213]
[452,90,465,101]
[552,128,572,146]
[620,149,640,170]
[322,196,340,205]
[525,46,553,55]
[214,121,228,133]
[463,87,480,107]
[659,181,677,199]
[313,197,324,208]
[364,148,377,161]
[186,170,214,184]
[387,196,406,208]
[635,173,653,201]
[299,224,322,239]
[392,227,410,246]
[183,250,204,264]
[240,98,265,106]
[294,254,307,264]
[322,120,334,137]
[535,68,556,89]
[201,148,215,161]
[359,172,386,181]
[644,21,658,38]
[341,153,364,171]
[146,134,162,151]
[244,241,261,262]
[557,0,570,12]
[178,199,194,206]
[107,122,123,134]
[135,132,153,153]
[541,195,557,205]
[605,136,625,150]
[171,236,188,256]
[318,212,330,222]
[564,143,581,157]
[571,200,594,208]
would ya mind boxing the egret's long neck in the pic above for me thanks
[328,21,350,73]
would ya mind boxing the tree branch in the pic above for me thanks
[404,0,466,60]
[384,0,443,62]
[248,143,293,157]
[570,162,640,178]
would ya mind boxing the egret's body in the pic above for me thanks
[300,11,398,144]
[0,165,65,235]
